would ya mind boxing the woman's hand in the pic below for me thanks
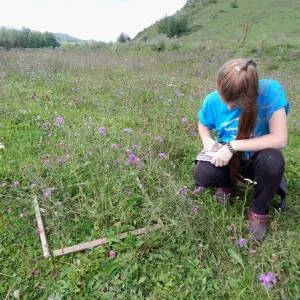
[202,138,222,152]
[207,145,233,167]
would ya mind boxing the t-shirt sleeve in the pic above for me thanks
[265,80,289,120]
[198,94,216,129]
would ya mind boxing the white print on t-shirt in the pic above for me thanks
[222,117,239,128]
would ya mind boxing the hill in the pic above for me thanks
[134,0,300,48]
[54,33,85,44]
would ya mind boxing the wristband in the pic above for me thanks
[226,142,237,154]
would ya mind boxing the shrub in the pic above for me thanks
[230,0,238,8]
[150,37,166,52]
[158,15,189,38]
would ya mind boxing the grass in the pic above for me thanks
[1,13,300,299]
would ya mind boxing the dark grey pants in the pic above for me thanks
[193,148,286,214]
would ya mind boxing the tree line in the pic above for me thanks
[0,27,60,49]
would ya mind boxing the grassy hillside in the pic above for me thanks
[135,0,300,48]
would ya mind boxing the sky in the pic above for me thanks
[0,0,187,42]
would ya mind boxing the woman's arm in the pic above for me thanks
[198,123,221,151]
[231,108,288,152]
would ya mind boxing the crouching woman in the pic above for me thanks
[194,59,289,241]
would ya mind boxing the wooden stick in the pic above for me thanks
[53,221,163,257]
[34,197,51,258]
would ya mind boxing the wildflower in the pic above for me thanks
[55,116,64,126]
[181,117,188,124]
[113,159,120,166]
[190,130,198,137]
[192,186,204,195]
[154,135,163,142]
[132,144,139,150]
[13,181,20,188]
[126,153,142,165]
[0,142,5,149]
[237,237,247,247]
[41,154,50,166]
[57,153,70,166]
[177,186,188,196]
[158,152,167,159]
[98,126,107,136]
[112,144,121,150]
[109,249,117,258]
[42,188,52,200]
[123,128,132,134]
[13,290,20,300]
[176,91,184,97]
[258,272,278,288]
[191,205,200,214]
[249,249,257,254]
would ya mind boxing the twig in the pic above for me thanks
[53,221,163,257]
[34,196,51,258]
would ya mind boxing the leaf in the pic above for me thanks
[228,248,244,268]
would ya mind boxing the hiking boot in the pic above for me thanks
[214,187,234,204]
[247,210,269,242]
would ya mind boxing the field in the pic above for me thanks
[1,29,300,299]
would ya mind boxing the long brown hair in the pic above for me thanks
[217,59,259,183]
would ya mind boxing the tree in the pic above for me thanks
[117,33,131,43]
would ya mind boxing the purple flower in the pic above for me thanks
[98,126,107,136]
[158,152,167,159]
[191,205,200,214]
[237,237,247,247]
[189,130,198,137]
[177,186,188,196]
[40,122,48,129]
[181,117,188,124]
[56,153,70,166]
[123,128,132,134]
[112,144,121,150]
[55,116,64,126]
[109,249,117,258]
[132,144,139,150]
[154,135,163,142]
[192,186,204,195]
[113,159,120,166]
[126,153,142,165]
[258,272,278,288]
[42,188,52,200]
[41,154,50,166]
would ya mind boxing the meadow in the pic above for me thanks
[0,41,299,299]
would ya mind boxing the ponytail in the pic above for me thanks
[217,59,259,183]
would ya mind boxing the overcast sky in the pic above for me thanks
[0,0,187,42]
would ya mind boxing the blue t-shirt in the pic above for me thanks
[198,79,289,144]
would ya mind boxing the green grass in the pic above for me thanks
[0,45,299,299]
[1,4,300,297]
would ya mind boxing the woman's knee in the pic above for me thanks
[254,148,285,178]
[193,161,231,187]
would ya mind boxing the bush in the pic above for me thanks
[158,15,189,38]
[230,0,238,8]
[150,37,166,52]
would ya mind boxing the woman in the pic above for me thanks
[194,58,289,241]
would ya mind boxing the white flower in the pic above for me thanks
[244,178,257,185]
[0,143,4,149]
